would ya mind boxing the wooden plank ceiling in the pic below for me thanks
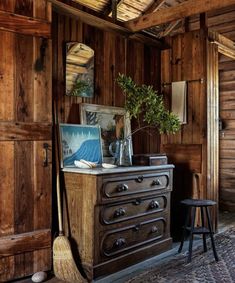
[66,0,235,40]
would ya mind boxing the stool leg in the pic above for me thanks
[178,206,190,253]
[200,207,207,252]
[187,206,196,263]
[205,207,219,261]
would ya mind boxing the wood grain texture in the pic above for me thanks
[0,229,51,256]
[50,0,165,49]
[0,31,14,121]
[0,10,51,38]
[206,40,219,226]
[125,0,235,32]
[0,142,14,237]
[0,122,52,141]
[52,12,161,153]
[0,1,52,280]
[63,167,173,280]
[160,30,210,236]
[219,55,235,212]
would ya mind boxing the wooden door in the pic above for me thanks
[0,1,52,281]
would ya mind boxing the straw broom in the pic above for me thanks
[53,98,86,283]
[53,172,86,283]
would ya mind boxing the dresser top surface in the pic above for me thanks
[62,164,174,175]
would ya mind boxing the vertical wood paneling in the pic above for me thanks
[93,28,104,104]
[0,0,15,11]
[33,140,52,272]
[33,0,48,20]
[15,34,34,122]
[0,1,52,280]
[219,55,235,212]
[52,12,161,153]
[15,0,33,17]
[126,40,146,154]
[207,41,219,227]
[56,14,65,123]
[0,31,15,121]
[161,30,208,238]
[33,38,52,122]
[114,36,126,107]
[102,32,116,105]
[14,140,34,277]
[0,142,14,237]
[14,141,34,233]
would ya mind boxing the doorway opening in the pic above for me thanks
[218,53,235,232]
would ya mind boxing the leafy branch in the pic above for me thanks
[68,79,90,96]
[116,74,180,135]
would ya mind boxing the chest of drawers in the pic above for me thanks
[62,165,174,281]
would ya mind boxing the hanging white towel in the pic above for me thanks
[171,81,187,124]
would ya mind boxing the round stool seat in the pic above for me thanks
[181,199,216,207]
[178,198,219,263]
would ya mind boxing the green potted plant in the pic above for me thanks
[116,73,180,136]
[109,74,180,166]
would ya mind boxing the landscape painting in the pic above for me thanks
[59,124,102,168]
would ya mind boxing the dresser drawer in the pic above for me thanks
[99,217,167,259]
[100,194,169,225]
[101,171,170,201]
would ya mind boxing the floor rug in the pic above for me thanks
[126,227,235,283]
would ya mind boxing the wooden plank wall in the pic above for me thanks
[189,5,235,214]
[161,30,207,238]
[0,1,52,281]
[52,12,161,155]
[219,54,235,212]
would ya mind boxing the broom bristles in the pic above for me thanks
[53,235,86,283]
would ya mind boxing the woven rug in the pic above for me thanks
[126,227,235,283]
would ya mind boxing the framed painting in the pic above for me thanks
[59,124,102,168]
[80,103,132,163]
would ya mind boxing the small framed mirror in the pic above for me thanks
[66,42,94,97]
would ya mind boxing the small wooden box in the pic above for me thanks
[132,154,168,166]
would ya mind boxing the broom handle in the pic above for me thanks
[54,98,64,235]
[56,172,63,235]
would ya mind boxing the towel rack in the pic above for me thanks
[162,78,204,88]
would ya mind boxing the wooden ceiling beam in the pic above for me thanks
[143,0,167,15]
[158,19,181,38]
[49,0,167,49]
[208,29,235,60]
[103,0,123,17]
[125,0,235,32]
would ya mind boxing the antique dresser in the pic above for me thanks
[62,165,174,281]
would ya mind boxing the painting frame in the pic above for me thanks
[80,103,132,163]
[59,123,103,168]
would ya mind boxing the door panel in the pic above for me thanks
[0,1,52,281]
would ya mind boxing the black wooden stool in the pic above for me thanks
[178,199,219,263]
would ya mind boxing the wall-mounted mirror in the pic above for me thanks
[66,42,94,97]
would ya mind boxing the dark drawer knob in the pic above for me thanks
[152,178,162,186]
[149,200,160,210]
[134,224,141,231]
[136,175,144,183]
[116,184,128,192]
[151,226,158,233]
[113,238,126,249]
[133,198,142,205]
[113,208,126,218]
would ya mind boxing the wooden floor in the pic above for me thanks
[13,211,235,283]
